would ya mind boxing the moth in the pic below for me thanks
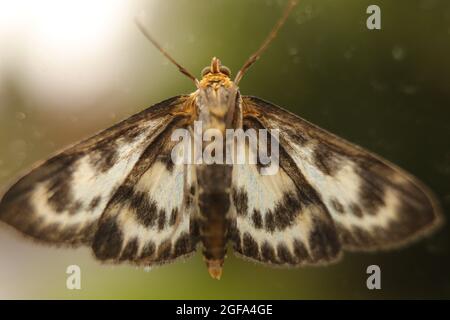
[0,0,442,280]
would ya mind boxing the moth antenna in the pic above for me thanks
[234,0,298,85]
[135,14,199,86]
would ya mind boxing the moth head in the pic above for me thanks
[201,57,231,78]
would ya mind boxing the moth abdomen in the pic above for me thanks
[197,162,232,280]
[198,190,230,280]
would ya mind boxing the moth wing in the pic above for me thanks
[230,118,342,266]
[0,95,192,248]
[91,122,200,265]
[240,96,442,253]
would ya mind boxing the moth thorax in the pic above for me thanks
[197,86,236,132]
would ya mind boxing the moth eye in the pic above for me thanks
[220,66,231,77]
[201,67,211,77]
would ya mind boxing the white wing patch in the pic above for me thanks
[292,146,400,235]
[30,131,157,240]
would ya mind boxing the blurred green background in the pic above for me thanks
[0,0,449,299]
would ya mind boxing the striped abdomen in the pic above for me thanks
[197,163,232,279]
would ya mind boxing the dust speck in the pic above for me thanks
[15,112,26,121]
[392,46,406,61]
